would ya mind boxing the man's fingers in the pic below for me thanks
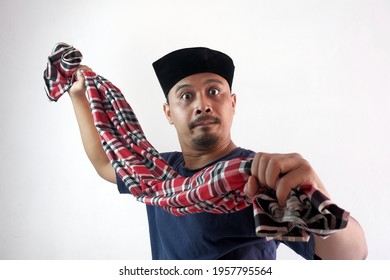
[69,65,93,97]
[75,65,92,78]
[252,153,303,189]
[250,153,261,180]
[76,68,84,81]
[250,152,320,206]
[244,175,260,200]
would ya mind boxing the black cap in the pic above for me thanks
[152,47,235,97]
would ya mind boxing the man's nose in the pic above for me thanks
[195,95,212,115]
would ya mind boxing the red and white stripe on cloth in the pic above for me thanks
[44,43,349,241]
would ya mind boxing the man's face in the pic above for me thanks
[163,72,236,152]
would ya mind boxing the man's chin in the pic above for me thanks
[191,133,220,150]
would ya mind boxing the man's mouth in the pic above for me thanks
[189,116,220,129]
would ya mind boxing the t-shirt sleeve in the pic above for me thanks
[116,173,130,194]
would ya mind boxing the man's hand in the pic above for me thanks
[244,152,329,205]
[69,65,92,99]
[245,152,368,259]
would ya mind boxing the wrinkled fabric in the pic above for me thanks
[44,42,350,241]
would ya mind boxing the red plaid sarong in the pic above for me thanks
[44,42,349,241]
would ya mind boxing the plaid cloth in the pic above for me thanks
[44,42,350,241]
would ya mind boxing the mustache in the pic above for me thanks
[188,115,221,129]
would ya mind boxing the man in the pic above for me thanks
[69,47,367,260]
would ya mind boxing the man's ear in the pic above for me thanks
[163,103,173,124]
[231,93,237,114]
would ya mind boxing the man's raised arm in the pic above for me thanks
[68,66,116,184]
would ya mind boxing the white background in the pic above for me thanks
[0,0,389,260]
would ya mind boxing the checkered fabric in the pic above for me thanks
[44,42,349,241]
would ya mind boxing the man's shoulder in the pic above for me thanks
[160,151,184,170]
[228,147,255,159]
[161,151,182,161]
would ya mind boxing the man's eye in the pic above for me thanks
[182,93,192,100]
[209,88,220,96]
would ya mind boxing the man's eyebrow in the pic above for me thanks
[203,78,224,85]
[175,83,192,94]
[174,79,224,94]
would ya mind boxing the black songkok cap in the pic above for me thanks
[152,47,235,97]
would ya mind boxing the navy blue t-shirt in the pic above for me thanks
[116,147,315,260]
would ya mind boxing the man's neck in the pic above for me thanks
[181,140,237,170]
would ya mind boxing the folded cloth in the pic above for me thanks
[44,42,349,241]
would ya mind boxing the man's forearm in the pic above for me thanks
[70,94,116,183]
[314,216,368,259]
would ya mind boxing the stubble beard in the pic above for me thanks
[188,115,222,150]
[190,128,220,151]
